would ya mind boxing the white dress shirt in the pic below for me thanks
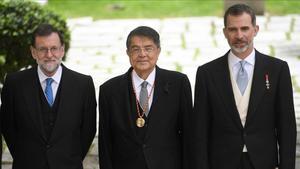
[37,65,62,101]
[132,68,156,111]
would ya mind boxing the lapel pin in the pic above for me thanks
[265,74,270,89]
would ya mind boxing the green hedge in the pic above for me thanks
[0,0,70,88]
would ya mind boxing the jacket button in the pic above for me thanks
[46,144,51,149]
[143,144,147,148]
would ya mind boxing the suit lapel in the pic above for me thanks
[49,65,71,143]
[122,68,139,140]
[212,54,243,129]
[245,51,266,126]
[144,67,169,140]
[23,67,47,141]
[147,66,165,120]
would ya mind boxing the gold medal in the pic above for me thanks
[136,117,145,127]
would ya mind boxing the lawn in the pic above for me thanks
[45,0,300,20]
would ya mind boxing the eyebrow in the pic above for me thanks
[130,44,155,48]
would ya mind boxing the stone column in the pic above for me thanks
[224,0,265,15]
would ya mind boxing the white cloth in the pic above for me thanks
[228,49,255,152]
[37,65,62,100]
[132,68,156,111]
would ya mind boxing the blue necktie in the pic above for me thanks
[236,60,248,95]
[45,78,54,106]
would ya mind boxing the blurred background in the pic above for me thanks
[1,0,300,168]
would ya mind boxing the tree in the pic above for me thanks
[224,0,265,15]
[0,0,70,89]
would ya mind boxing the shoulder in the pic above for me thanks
[196,54,227,76]
[62,66,95,89]
[158,67,189,81]
[5,67,35,83]
[100,73,127,90]
[63,66,92,80]
[256,50,288,67]
[256,50,284,64]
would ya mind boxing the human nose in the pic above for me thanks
[139,48,148,55]
[236,29,243,39]
[45,49,53,57]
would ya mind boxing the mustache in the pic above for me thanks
[234,39,246,44]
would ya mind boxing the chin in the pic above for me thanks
[42,64,59,73]
[232,46,248,54]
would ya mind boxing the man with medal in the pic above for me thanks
[191,4,296,169]
[98,26,193,169]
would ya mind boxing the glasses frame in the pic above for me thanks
[34,46,64,56]
[129,46,157,55]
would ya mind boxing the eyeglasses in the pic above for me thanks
[130,47,156,55]
[34,46,63,55]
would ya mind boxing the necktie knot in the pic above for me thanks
[46,78,54,86]
[45,78,54,106]
[239,60,246,72]
[236,60,248,95]
[141,81,148,88]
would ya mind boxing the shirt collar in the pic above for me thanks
[37,65,62,84]
[228,48,255,68]
[132,67,156,89]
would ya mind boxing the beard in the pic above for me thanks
[230,40,253,54]
[37,58,62,75]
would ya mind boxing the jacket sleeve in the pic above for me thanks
[98,85,113,169]
[1,74,17,157]
[276,61,296,169]
[180,74,193,169]
[190,67,210,169]
[80,76,97,159]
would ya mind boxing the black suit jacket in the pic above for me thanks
[0,65,96,169]
[98,66,193,169]
[192,50,296,169]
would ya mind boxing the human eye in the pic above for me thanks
[131,47,140,53]
[241,27,250,31]
[227,27,236,32]
[145,47,154,52]
[38,47,48,53]
[50,47,59,53]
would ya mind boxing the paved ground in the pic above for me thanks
[2,15,300,168]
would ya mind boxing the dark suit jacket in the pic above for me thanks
[192,50,296,169]
[0,65,96,169]
[98,66,193,169]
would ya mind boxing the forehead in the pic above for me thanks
[226,12,253,27]
[129,36,155,47]
[35,32,61,46]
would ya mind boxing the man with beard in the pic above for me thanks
[0,23,96,169]
[191,4,296,169]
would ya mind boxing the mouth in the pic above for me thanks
[233,42,247,48]
[44,59,56,63]
[137,60,148,63]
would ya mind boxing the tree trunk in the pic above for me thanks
[224,0,265,15]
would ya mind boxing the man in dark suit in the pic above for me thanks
[192,4,296,169]
[98,26,193,169]
[0,23,96,169]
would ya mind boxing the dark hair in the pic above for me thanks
[31,23,64,47]
[224,4,256,27]
[126,26,160,49]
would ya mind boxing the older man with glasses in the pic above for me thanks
[0,23,97,169]
[98,26,193,169]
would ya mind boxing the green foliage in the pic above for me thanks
[46,0,223,19]
[0,0,70,87]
